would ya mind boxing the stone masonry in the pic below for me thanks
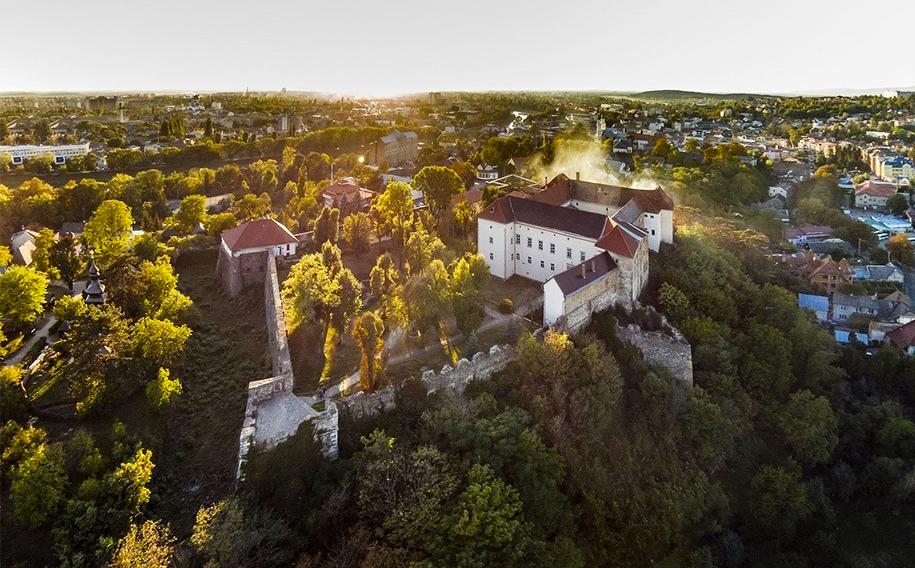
[617,322,694,385]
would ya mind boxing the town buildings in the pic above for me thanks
[321,177,374,216]
[477,173,674,331]
[854,180,897,209]
[367,130,418,167]
[0,142,90,166]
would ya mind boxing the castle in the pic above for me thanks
[477,173,674,331]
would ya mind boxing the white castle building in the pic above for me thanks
[477,173,674,331]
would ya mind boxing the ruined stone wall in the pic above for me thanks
[235,253,297,482]
[617,323,694,385]
[216,246,242,298]
[264,255,292,376]
[562,270,622,333]
[339,345,516,419]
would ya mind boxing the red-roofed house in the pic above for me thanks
[887,320,915,355]
[217,218,298,296]
[321,177,374,216]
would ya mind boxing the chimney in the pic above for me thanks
[591,258,596,273]
[544,176,548,186]
[576,171,581,181]
[580,263,586,279]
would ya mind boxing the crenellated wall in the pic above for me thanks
[338,344,516,419]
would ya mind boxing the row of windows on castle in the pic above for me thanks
[487,234,589,262]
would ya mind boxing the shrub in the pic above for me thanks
[498,298,514,314]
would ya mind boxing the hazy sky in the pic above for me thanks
[3,0,913,95]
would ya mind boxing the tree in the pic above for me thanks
[402,260,451,334]
[206,211,238,237]
[135,257,193,321]
[404,221,445,275]
[441,464,527,567]
[32,227,59,280]
[110,520,176,568]
[106,447,155,513]
[84,199,134,268]
[146,367,183,410]
[887,193,909,215]
[192,497,293,567]
[449,161,478,189]
[282,252,339,331]
[413,165,464,216]
[10,443,67,527]
[749,463,811,540]
[232,192,272,221]
[130,317,191,369]
[451,253,489,337]
[49,233,84,290]
[776,390,838,466]
[353,311,385,392]
[370,181,414,255]
[0,365,27,420]
[0,245,11,267]
[887,234,914,265]
[312,205,340,245]
[0,265,48,330]
[342,211,373,252]
[171,194,207,234]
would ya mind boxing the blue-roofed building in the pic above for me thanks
[834,329,869,345]
[798,293,829,321]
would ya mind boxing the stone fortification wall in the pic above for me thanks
[339,345,515,419]
[562,270,622,333]
[264,255,292,376]
[617,323,694,385]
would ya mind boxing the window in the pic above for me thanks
[580,251,585,262]
[550,263,555,271]
[651,229,655,236]
[550,243,555,254]
[489,252,493,260]
[527,256,531,264]
[540,260,544,268]
[516,253,520,260]
[566,248,572,259]
[538,240,543,250]
[527,237,532,247]
[488,236,493,244]
[516,234,520,244]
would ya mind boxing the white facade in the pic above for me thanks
[543,278,565,326]
[221,238,297,260]
[478,220,603,283]
[0,143,90,165]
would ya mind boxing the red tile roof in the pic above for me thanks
[855,180,897,198]
[594,222,645,257]
[221,219,297,252]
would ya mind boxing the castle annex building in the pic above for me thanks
[477,173,674,331]
[217,218,298,297]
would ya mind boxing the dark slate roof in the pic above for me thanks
[550,252,618,296]
[478,195,610,240]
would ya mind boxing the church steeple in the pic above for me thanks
[82,257,106,305]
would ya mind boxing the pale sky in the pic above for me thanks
[3,0,913,96]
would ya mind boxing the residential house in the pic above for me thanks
[9,229,39,265]
[854,180,897,209]
[321,177,374,216]
[798,293,829,321]
[773,250,853,292]
[783,224,834,246]
[887,320,915,355]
